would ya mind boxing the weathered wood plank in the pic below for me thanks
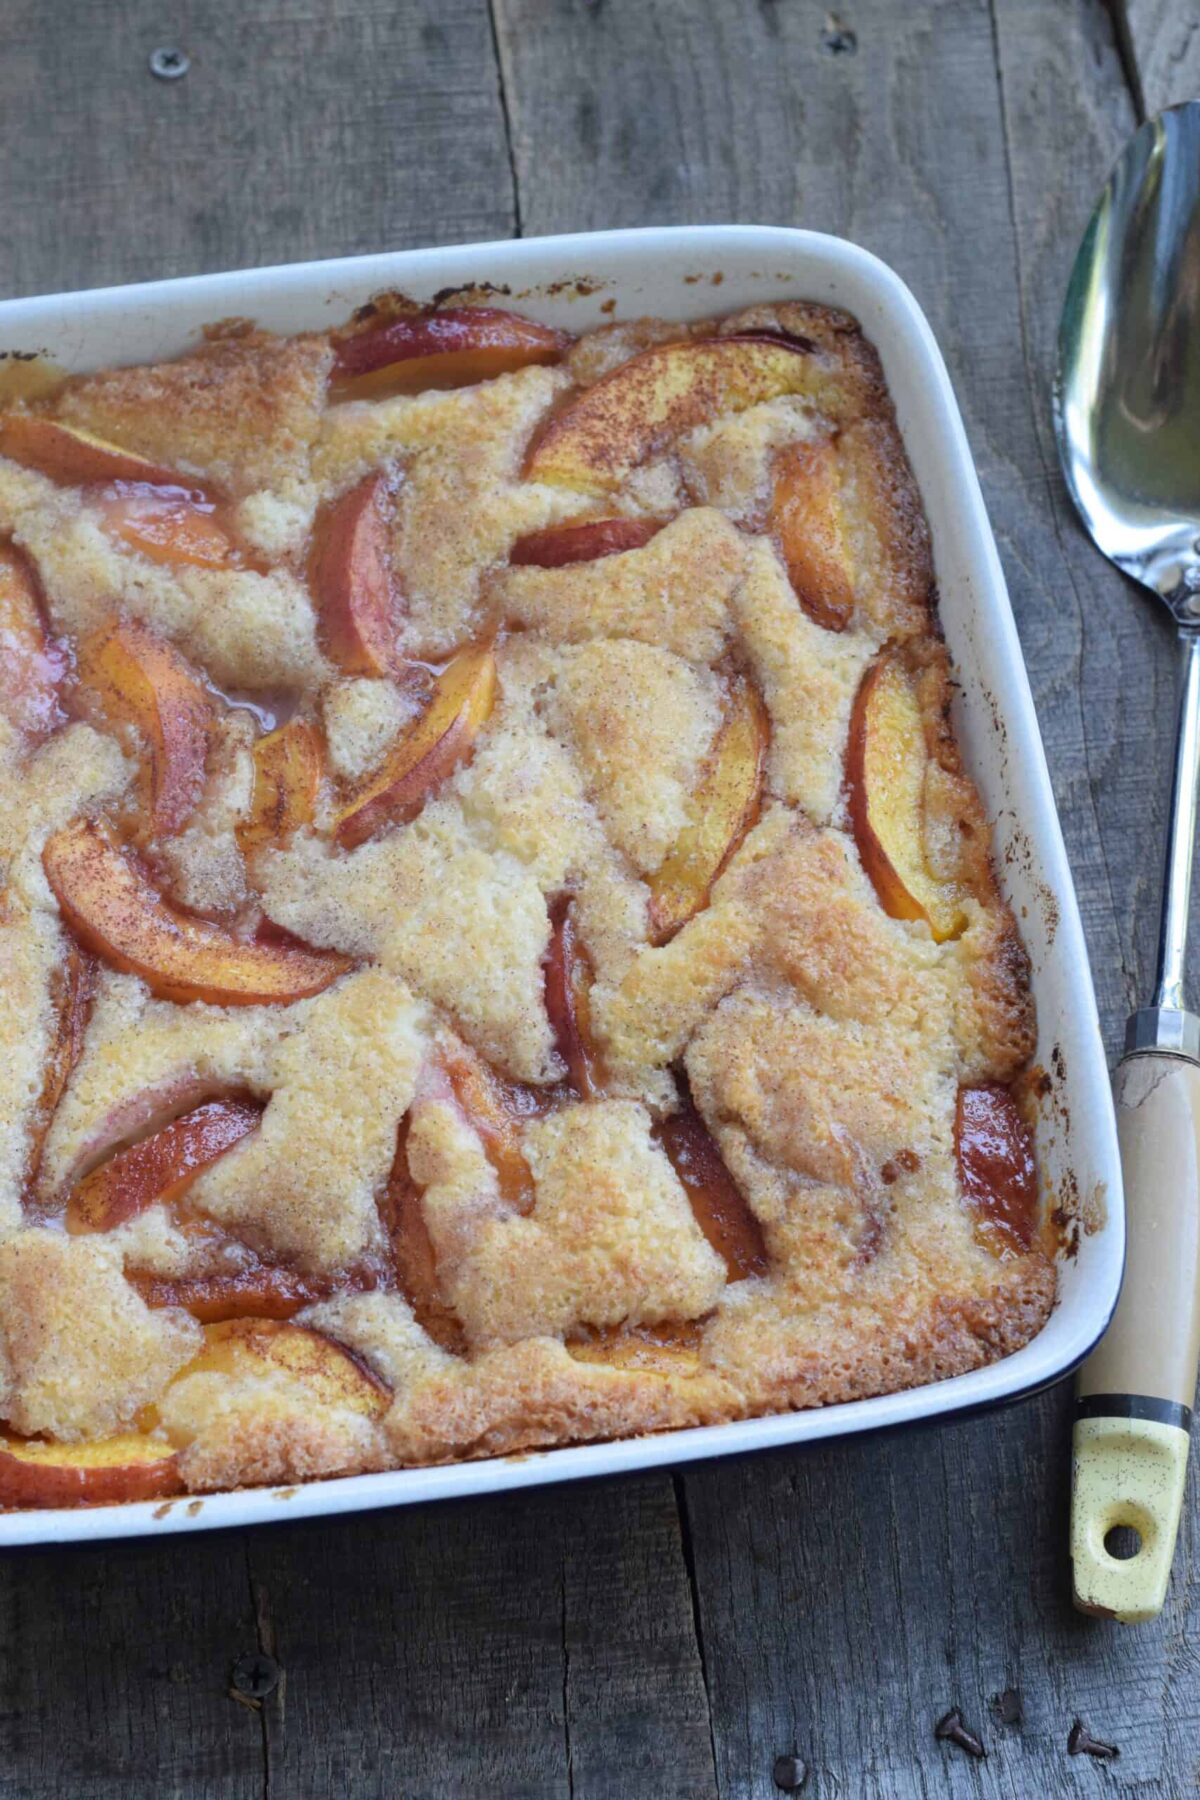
[1,0,515,299]
[247,1477,716,1800]
[0,1534,262,1799]
[491,0,1198,1793]
[1119,0,1200,115]
[0,6,710,1799]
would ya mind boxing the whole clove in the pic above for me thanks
[935,1708,986,1758]
[1068,1720,1118,1760]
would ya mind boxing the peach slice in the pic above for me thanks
[0,540,68,737]
[647,675,767,944]
[525,334,820,492]
[131,1264,340,1324]
[657,1102,768,1281]
[96,483,238,570]
[845,654,967,942]
[177,1318,391,1418]
[568,1320,704,1376]
[67,1095,262,1235]
[442,1045,549,1212]
[43,816,353,1005]
[331,305,570,400]
[382,1125,464,1353]
[333,643,496,849]
[25,942,96,1194]
[768,437,855,631]
[544,897,601,1100]
[308,471,403,676]
[237,719,323,853]
[955,1084,1038,1256]
[508,516,666,568]
[0,1430,181,1508]
[0,413,198,491]
[76,621,213,836]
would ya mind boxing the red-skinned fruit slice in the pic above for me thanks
[131,1264,343,1324]
[0,1431,181,1508]
[544,898,601,1100]
[43,816,353,1006]
[76,620,214,837]
[657,1099,768,1281]
[0,540,68,738]
[95,483,239,570]
[768,437,855,631]
[237,719,323,853]
[172,1318,392,1418]
[955,1084,1039,1256]
[308,472,403,677]
[0,413,205,493]
[333,644,496,849]
[508,516,667,568]
[382,1124,465,1353]
[25,943,96,1195]
[331,306,571,400]
[647,676,767,944]
[66,1095,263,1234]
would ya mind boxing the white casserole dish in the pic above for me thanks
[0,225,1123,1544]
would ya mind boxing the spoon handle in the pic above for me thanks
[1071,1052,1200,1620]
[1071,630,1200,1622]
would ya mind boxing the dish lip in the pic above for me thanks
[0,224,1123,1546]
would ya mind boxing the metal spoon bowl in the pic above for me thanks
[1056,99,1200,1623]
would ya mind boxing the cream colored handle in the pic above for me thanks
[1071,1052,1200,1622]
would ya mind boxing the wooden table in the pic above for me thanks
[3,3,1200,1793]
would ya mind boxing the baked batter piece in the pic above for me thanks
[0,294,1053,1506]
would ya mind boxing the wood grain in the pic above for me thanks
[1118,0,1200,114]
[2,1,1199,1795]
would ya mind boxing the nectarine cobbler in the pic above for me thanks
[0,295,1053,1507]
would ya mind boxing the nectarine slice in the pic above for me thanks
[333,643,496,849]
[67,1095,262,1235]
[845,655,967,942]
[647,675,767,944]
[43,816,353,1005]
[509,516,666,568]
[308,472,402,677]
[96,483,238,570]
[769,437,855,631]
[525,335,821,492]
[567,1320,704,1376]
[178,1318,391,1418]
[0,413,199,492]
[657,1101,767,1281]
[955,1084,1038,1256]
[442,1045,546,1212]
[131,1263,339,1324]
[544,898,601,1100]
[0,1430,181,1508]
[25,942,96,1194]
[331,305,570,400]
[237,719,323,853]
[382,1124,464,1353]
[76,621,213,836]
[0,540,68,738]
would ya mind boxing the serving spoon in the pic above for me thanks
[1056,99,1200,1623]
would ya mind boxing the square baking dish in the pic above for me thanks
[0,225,1123,1544]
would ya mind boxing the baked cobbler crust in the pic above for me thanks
[0,294,1053,1505]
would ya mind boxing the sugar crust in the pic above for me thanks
[0,299,1052,1499]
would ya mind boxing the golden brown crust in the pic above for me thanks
[0,297,1052,1505]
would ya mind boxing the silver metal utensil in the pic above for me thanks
[1055,98,1200,1623]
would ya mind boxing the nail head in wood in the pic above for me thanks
[230,1650,280,1700]
[772,1752,808,1790]
[935,1708,986,1758]
[149,47,190,81]
[1068,1719,1119,1760]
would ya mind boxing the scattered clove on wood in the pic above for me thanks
[1068,1720,1119,1760]
[935,1708,986,1758]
